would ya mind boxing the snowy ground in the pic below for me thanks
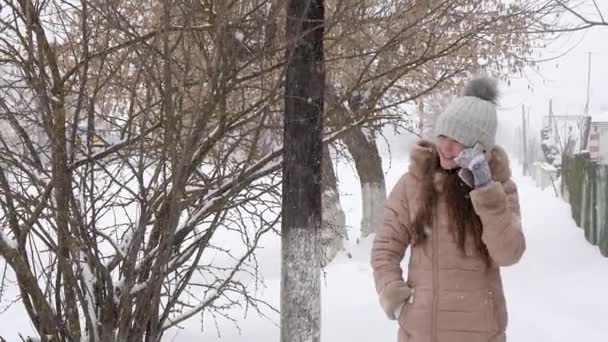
[188,140,608,342]
[2,138,608,341]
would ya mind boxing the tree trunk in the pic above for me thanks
[51,95,83,341]
[342,127,386,238]
[320,145,346,267]
[281,0,324,341]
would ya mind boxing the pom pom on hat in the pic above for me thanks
[462,77,499,104]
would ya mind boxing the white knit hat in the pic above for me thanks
[434,77,499,150]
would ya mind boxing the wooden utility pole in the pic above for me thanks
[522,105,529,176]
[585,52,592,116]
[582,52,593,150]
[281,0,324,341]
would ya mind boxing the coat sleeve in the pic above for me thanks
[371,174,412,294]
[470,179,526,266]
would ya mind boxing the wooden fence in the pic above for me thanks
[561,153,608,257]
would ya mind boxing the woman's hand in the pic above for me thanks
[455,143,492,188]
[379,280,414,320]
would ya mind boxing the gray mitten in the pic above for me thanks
[379,280,413,320]
[454,143,492,188]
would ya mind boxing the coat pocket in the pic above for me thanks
[397,288,423,335]
[397,291,413,328]
[486,288,507,333]
[493,292,508,332]
[397,300,410,333]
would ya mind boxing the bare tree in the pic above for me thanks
[321,0,568,238]
[0,1,290,340]
[320,145,347,267]
[281,1,325,340]
[553,0,607,30]
[418,91,452,139]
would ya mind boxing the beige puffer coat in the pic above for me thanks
[371,140,526,342]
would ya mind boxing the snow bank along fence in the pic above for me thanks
[561,153,608,257]
[530,162,558,194]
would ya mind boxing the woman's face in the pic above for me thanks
[436,135,465,170]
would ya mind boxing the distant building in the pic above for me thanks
[541,114,591,165]
[587,112,608,164]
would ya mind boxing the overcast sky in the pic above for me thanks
[498,1,608,139]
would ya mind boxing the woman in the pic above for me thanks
[371,77,525,342]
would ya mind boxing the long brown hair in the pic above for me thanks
[411,166,491,267]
